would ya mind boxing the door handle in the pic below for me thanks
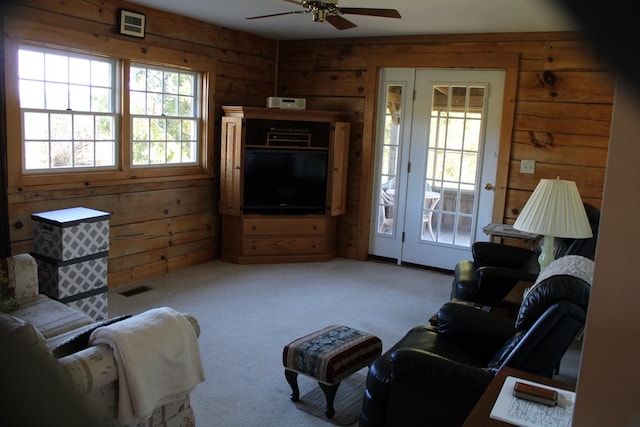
[484,183,494,190]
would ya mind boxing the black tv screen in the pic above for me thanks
[243,148,328,214]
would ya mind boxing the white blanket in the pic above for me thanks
[89,307,205,424]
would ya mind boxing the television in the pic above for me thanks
[243,148,328,214]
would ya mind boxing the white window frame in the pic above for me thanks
[18,45,119,172]
[129,63,201,167]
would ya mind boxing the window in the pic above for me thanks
[130,64,199,166]
[17,45,202,173]
[18,46,117,171]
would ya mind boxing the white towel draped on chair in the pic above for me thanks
[89,306,205,424]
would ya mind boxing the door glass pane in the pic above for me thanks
[422,84,487,246]
[377,84,403,235]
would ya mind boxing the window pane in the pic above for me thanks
[179,75,193,96]
[95,140,115,166]
[19,80,45,109]
[51,140,72,167]
[50,114,72,139]
[130,91,146,114]
[24,112,49,139]
[150,141,165,164]
[45,83,69,110]
[24,140,49,169]
[178,95,194,116]
[167,119,180,141]
[150,118,166,140]
[96,116,114,140]
[19,50,44,80]
[69,58,91,85]
[130,67,146,91]
[164,71,179,94]
[147,93,163,115]
[74,115,94,140]
[167,141,181,163]
[132,117,149,140]
[133,141,149,164]
[45,54,68,83]
[69,85,91,111]
[74,141,94,166]
[91,61,112,87]
[147,69,163,92]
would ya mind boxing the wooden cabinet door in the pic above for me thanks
[220,116,243,216]
[329,121,351,216]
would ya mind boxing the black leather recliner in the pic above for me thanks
[451,202,600,307]
[359,263,591,427]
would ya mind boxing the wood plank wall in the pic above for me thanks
[276,34,616,259]
[1,0,277,287]
[1,0,617,287]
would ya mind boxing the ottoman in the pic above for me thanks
[283,325,382,419]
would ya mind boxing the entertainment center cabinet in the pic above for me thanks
[220,106,351,264]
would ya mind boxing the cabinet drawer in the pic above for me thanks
[243,217,326,236]
[242,238,326,255]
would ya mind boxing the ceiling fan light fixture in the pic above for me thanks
[313,8,327,22]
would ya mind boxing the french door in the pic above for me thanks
[369,68,505,270]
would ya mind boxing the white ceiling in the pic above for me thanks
[128,0,582,41]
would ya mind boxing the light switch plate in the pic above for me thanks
[520,159,535,174]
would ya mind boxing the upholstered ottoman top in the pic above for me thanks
[283,325,382,384]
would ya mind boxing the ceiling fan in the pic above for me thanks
[246,0,401,30]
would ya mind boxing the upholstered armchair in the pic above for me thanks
[451,202,600,307]
[360,255,593,427]
[0,254,204,427]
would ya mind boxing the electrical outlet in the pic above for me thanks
[520,160,535,174]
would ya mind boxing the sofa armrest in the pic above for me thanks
[57,311,201,394]
[472,242,535,269]
[476,266,539,291]
[5,254,40,303]
[58,344,118,393]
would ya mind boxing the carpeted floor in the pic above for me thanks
[107,257,581,427]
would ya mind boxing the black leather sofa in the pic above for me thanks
[359,256,592,427]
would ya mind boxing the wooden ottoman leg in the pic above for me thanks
[285,369,300,402]
[319,382,340,419]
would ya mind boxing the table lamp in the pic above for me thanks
[513,178,593,271]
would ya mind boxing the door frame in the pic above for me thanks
[358,53,520,262]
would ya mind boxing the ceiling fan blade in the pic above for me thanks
[281,0,304,5]
[339,8,401,18]
[325,14,357,30]
[246,10,307,20]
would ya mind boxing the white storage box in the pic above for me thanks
[33,252,109,321]
[32,207,110,261]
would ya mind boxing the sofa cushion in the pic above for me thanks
[11,294,94,339]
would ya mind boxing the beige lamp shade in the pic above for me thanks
[513,178,593,238]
